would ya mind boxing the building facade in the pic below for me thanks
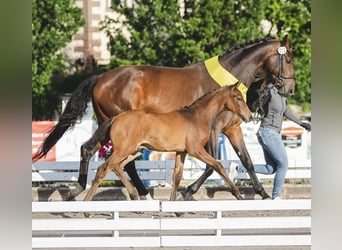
[63,0,117,67]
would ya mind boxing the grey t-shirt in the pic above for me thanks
[261,86,302,133]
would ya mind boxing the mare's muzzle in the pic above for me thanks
[275,80,295,97]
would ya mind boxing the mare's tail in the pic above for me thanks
[32,75,100,162]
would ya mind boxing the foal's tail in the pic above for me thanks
[32,75,101,162]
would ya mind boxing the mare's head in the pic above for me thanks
[224,82,252,122]
[264,35,296,97]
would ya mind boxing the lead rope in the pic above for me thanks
[253,107,263,124]
[252,84,274,124]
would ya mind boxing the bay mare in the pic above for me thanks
[33,36,295,200]
[83,83,252,203]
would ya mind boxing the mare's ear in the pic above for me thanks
[282,34,291,48]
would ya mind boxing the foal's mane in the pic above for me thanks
[181,86,227,110]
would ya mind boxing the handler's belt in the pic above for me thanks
[205,55,248,101]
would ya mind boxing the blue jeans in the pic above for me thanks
[238,126,288,198]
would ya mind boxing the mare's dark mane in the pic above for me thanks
[221,37,275,59]
[220,37,276,105]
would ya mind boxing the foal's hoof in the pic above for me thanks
[236,194,244,200]
[65,185,84,201]
[233,192,244,200]
[84,212,91,218]
[65,191,76,201]
[175,212,184,217]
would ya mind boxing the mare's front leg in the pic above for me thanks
[66,119,112,201]
[190,147,243,200]
[224,126,271,199]
[170,153,186,201]
[125,160,151,199]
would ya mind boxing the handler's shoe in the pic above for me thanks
[272,196,282,200]
[228,162,239,181]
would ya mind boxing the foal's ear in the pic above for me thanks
[234,80,241,89]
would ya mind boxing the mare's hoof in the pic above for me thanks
[176,192,185,201]
[179,191,196,201]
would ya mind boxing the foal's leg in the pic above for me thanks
[224,126,271,199]
[170,153,186,201]
[113,153,142,200]
[66,118,150,200]
[83,160,113,202]
[83,151,142,203]
[83,155,132,218]
[182,132,217,200]
[190,147,243,200]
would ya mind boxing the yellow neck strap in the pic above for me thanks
[204,55,248,101]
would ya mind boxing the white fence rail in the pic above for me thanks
[32,199,311,248]
[32,160,311,188]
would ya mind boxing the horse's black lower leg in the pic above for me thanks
[65,141,98,201]
[78,143,98,189]
[125,161,149,196]
[182,139,217,200]
[66,119,113,201]
[237,148,270,199]
[246,168,271,199]
[183,166,214,200]
[228,132,271,199]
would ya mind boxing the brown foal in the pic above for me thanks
[83,83,252,203]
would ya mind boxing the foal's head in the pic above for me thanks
[224,83,252,122]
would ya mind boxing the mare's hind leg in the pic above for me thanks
[170,153,186,201]
[190,147,243,200]
[224,126,271,199]
[66,119,112,201]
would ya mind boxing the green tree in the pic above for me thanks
[102,0,268,67]
[32,0,84,120]
[102,0,311,109]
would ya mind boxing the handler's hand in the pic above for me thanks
[300,122,311,132]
